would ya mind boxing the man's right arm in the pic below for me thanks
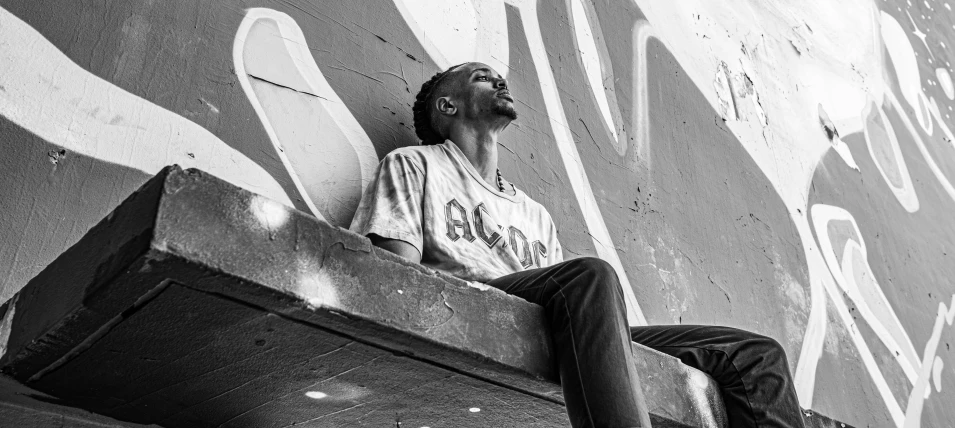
[349,152,427,264]
[369,234,421,264]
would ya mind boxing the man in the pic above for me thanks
[350,62,804,428]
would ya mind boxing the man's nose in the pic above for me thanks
[495,77,508,89]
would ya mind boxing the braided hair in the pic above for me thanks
[413,63,465,145]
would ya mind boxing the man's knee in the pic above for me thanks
[706,327,788,361]
[564,257,618,281]
[742,332,790,366]
[558,257,625,304]
[751,333,783,351]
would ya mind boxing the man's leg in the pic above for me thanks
[487,257,651,428]
[629,325,805,428]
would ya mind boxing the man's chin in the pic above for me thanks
[493,103,518,121]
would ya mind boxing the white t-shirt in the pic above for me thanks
[350,140,564,283]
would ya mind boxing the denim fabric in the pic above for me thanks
[487,257,805,428]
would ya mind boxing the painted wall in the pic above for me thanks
[0,0,953,426]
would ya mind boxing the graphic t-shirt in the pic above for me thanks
[350,140,564,283]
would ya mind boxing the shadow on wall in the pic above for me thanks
[0,117,152,301]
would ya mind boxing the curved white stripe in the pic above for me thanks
[506,0,646,326]
[391,0,509,76]
[927,97,955,151]
[569,0,620,145]
[903,296,955,428]
[0,8,292,209]
[631,20,658,169]
[842,240,920,381]
[811,204,907,426]
[886,91,955,205]
[861,96,920,213]
[234,9,324,220]
[390,0,642,323]
[270,20,379,193]
[792,238,828,407]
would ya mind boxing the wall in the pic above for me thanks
[0,0,953,426]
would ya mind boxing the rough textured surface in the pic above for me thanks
[0,167,853,427]
[0,375,156,427]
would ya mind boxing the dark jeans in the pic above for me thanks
[487,257,805,428]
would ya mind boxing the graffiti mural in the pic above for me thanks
[802,2,955,426]
[0,0,953,426]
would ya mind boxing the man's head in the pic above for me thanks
[412,62,516,145]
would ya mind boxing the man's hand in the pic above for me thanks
[369,234,422,264]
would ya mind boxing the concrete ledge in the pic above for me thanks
[0,166,850,427]
[0,375,158,428]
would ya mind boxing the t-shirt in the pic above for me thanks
[350,140,564,283]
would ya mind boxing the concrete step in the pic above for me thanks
[0,166,851,428]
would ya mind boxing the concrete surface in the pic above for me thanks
[0,374,156,428]
[0,167,851,427]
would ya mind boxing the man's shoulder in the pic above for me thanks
[510,189,554,222]
[387,142,446,159]
[527,194,555,217]
[384,143,449,170]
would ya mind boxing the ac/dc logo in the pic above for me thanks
[444,198,547,269]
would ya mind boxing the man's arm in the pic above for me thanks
[349,152,426,263]
[369,234,421,264]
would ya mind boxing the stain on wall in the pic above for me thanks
[0,0,953,426]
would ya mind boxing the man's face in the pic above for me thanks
[447,62,517,121]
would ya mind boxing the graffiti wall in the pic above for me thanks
[0,0,953,425]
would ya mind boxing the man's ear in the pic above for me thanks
[435,96,456,116]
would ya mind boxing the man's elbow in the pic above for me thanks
[368,234,422,264]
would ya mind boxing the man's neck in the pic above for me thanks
[448,124,501,187]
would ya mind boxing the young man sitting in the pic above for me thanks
[350,62,805,428]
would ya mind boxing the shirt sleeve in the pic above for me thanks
[349,152,425,254]
[546,214,564,265]
[532,209,563,267]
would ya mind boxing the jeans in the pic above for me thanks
[487,257,805,428]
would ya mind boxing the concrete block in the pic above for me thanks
[0,166,850,428]
[0,374,158,427]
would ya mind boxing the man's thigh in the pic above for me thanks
[486,257,613,306]
[485,262,564,305]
